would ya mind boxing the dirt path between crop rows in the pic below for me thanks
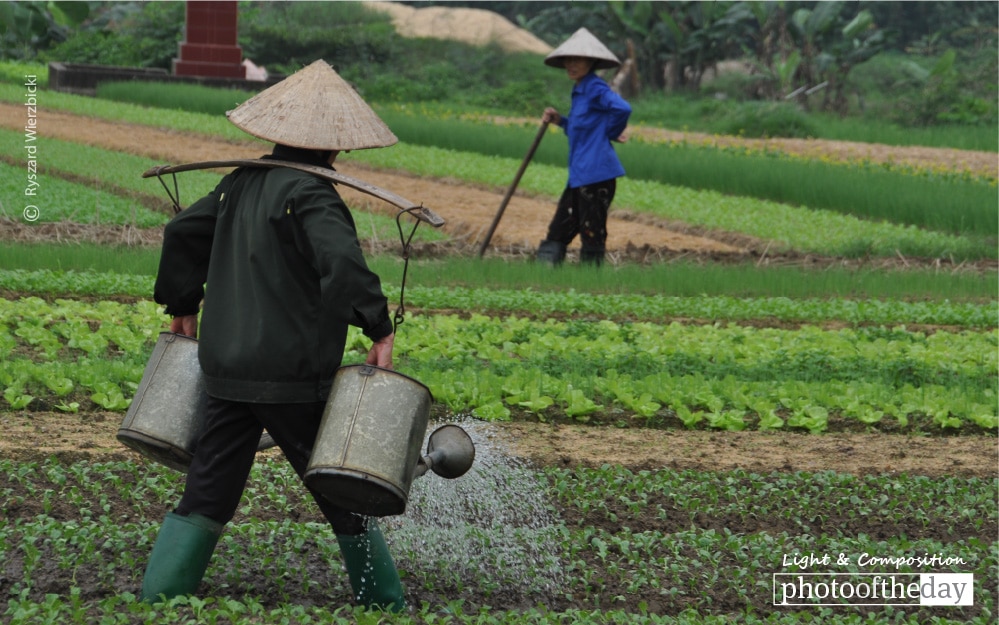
[1,410,995,479]
[4,102,996,263]
[0,103,748,258]
[487,114,999,180]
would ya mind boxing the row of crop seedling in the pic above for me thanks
[11,77,996,245]
[2,298,995,431]
[7,297,991,378]
[2,457,995,621]
[548,466,997,537]
[2,83,993,259]
[8,456,996,529]
[5,458,995,545]
[3,271,996,327]
[4,601,995,625]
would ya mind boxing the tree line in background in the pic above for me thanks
[0,1,995,126]
[506,0,996,124]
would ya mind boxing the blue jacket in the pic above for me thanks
[558,72,631,188]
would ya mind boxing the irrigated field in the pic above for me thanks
[0,79,995,624]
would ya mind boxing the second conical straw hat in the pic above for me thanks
[227,59,397,151]
[544,27,621,70]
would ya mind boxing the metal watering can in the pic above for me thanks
[118,333,475,516]
[117,332,208,472]
[303,365,475,517]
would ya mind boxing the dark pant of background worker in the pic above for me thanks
[538,178,615,266]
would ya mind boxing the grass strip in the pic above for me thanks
[4,244,998,301]
[350,144,992,260]
[0,85,995,258]
[370,257,999,302]
[379,109,998,236]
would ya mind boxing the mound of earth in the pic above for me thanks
[366,1,553,55]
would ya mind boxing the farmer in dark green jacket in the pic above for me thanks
[142,60,406,612]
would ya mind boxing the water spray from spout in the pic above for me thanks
[383,416,566,603]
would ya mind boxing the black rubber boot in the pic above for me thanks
[536,240,567,266]
[580,247,605,267]
[140,512,223,603]
[336,520,406,612]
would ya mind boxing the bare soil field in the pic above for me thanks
[1,407,995,481]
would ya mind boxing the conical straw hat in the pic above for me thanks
[226,59,397,151]
[544,27,621,70]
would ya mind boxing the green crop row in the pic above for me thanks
[1,271,995,327]
[1,83,992,259]
[1,297,994,432]
[378,108,999,235]
[1,456,995,624]
[352,143,990,259]
[402,286,998,328]
[401,314,996,431]
[0,126,226,201]
[4,296,994,378]
[0,161,168,227]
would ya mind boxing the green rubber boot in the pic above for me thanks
[336,520,406,612]
[140,512,223,603]
[536,239,567,266]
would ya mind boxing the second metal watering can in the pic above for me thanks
[303,365,476,517]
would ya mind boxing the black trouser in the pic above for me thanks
[545,178,616,254]
[175,396,367,535]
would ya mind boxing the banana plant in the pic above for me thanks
[786,3,886,113]
[901,48,957,84]
[607,0,752,92]
[0,1,89,60]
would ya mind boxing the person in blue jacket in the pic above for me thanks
[537,27,632,267]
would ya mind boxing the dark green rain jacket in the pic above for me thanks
[153,146,393,403]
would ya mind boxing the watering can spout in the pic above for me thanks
[414,425,476,480]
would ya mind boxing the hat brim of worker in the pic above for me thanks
[226,59,398,151]
[543,27,621,70]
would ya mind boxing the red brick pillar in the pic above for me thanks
[173,1,245,78]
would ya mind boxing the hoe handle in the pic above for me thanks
[477,121,549,258]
